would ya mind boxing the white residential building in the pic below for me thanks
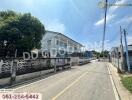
[41,31,83,57]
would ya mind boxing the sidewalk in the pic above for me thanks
[108,63,132,100]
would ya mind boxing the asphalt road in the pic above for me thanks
[12,61,116,100]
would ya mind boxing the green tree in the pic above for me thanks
[92,50,100,58]
[100,50,109,57]
[92,50,109,58]
[0,11,45,57]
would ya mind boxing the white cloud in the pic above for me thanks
[94,0,128,27]
[127,36,132,45]
[109,39,120,48]
[108,35,132,49]
[114,16,132,32]
[45,19,66,33]
[115,16,132,25]
[109,0,127,13]
[82,40,111,52]
[94,14,116,26]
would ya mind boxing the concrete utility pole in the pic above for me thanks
[123,29,131,72]
[102,0,108,53]
[120,26,124,72]
[102,0,108,61]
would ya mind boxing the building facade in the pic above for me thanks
[41,31,83,58]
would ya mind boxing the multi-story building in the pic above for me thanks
[41,31,83,58]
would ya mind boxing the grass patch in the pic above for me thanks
[121,76,132,93]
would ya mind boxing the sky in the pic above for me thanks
[0,0,132,51]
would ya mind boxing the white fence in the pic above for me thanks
[0,58,71,79]
[0,60,13,74]
[0,58,71,87]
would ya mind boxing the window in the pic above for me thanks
[64,43,67,48]
[56,40,59,45]
[74,47,77,50]
[47,40,51,46]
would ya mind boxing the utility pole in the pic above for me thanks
[102,0,108,59]
[123,29,131,72]
[120,26,124,72]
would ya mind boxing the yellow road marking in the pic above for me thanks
[51,72,88,100]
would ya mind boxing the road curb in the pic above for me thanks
[107,64,121,100]
[108,63,132,100]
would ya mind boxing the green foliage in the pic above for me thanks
[92,50,100,57]
[92,50,109,58]
[0,10,45,57]
[121,76,132,93]
[100,50,109,57]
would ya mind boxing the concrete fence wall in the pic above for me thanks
[0,77,10,86]
[15,69,54,83]
[111,57,132,72]
[0,57,90,87]
[0,58,71,87]
[70,57,90,66]
[0,69,54,86]
[111,58,122,70]
[70,57,79,65]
